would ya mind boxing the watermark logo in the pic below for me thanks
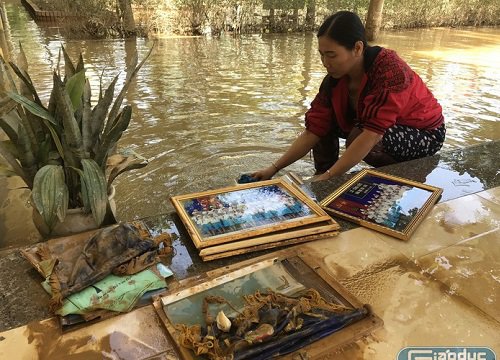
[398,347,496,360]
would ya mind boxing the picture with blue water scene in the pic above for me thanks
[181,184,315,240]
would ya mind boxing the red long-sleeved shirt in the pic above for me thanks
[305,46,444,136]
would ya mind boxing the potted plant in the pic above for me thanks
[0,44,152,237]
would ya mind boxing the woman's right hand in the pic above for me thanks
[251,166,277,181]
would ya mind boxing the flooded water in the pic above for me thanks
[0,1,499,247]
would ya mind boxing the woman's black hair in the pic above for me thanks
[317,11,367,50]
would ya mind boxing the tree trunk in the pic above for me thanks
[365,0,384,41]
[269,8,275,31]
[292,8,299,30]
[117,0,136,35]
[305,0,316,31]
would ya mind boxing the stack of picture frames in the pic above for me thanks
[320,169,443,241]
[171,178,339,261]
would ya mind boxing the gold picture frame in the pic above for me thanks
[320,169,442,241]
[171,178,333,250]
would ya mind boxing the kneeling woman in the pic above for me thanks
[253,11,445,181]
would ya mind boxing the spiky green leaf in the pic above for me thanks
[15,106,42,159]
[68,166,90,211]
[8,62,43,106]
[0,140,18,158]
[75,53,85,73]
[16,123,37,180]
[7,91,57,127]
[36,133,52,165]
[17,42,28,71]
[80,170,91,212]
[66,69,85,111]
[80,159,107,226]
[0,56,18,93]
[41,119,65,162]
[96,105,131,166]
[52,72,83,155]
[91,75,117,147]
[61,46,76,78]
[105,45,154,135]
[106,153,147,189]
[82,79,92,155]
[32,165,68,230]
[0,110,19,143]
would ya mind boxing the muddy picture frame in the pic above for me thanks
[170,178,333,249]
[320,169,442,241]
[153,249,383,360]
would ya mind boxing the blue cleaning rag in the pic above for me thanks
[237,174,259,184]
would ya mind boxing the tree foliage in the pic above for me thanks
[29,0,500,37]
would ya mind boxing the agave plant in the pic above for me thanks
[0,44,152,233]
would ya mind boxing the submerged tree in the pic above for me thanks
[117,0,136,34]
[305,0,316,30]
[365,0,384,40]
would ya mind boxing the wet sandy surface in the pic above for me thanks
[0,306,178,360]
[1,187,499,359]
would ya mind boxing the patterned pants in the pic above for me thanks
[312,122,446,173]
[382,123,446,161]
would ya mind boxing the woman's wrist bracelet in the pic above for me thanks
[325,169,332,176]
[271,162,280,172]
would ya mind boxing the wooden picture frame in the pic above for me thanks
[171,179,333,249]
[153,249,383,360]
[320,169,442,241]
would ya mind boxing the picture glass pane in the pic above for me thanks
[163,258,353,326]
[180,184,315,240]
[164,261,305,326]
[326,174,433,231]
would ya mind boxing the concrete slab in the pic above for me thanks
[298,220,500,359]
[417,228,500,322]
[373,192,500,259]
[477,186,500,206]
[300,227,408,282]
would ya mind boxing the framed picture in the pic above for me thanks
[171,179,332,249]
[153,249,382,360]
[320,170,442,240]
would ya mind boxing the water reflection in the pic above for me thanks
[426,167,485,200]
[1,2,499,246]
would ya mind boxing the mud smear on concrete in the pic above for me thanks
[24,321,98,359]
[21,305,177,359]
[338,259,410,307]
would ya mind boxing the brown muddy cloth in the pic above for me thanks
[112,233,173,276]
[35,222,163,311]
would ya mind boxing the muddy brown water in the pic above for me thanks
[0,1,499,248]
